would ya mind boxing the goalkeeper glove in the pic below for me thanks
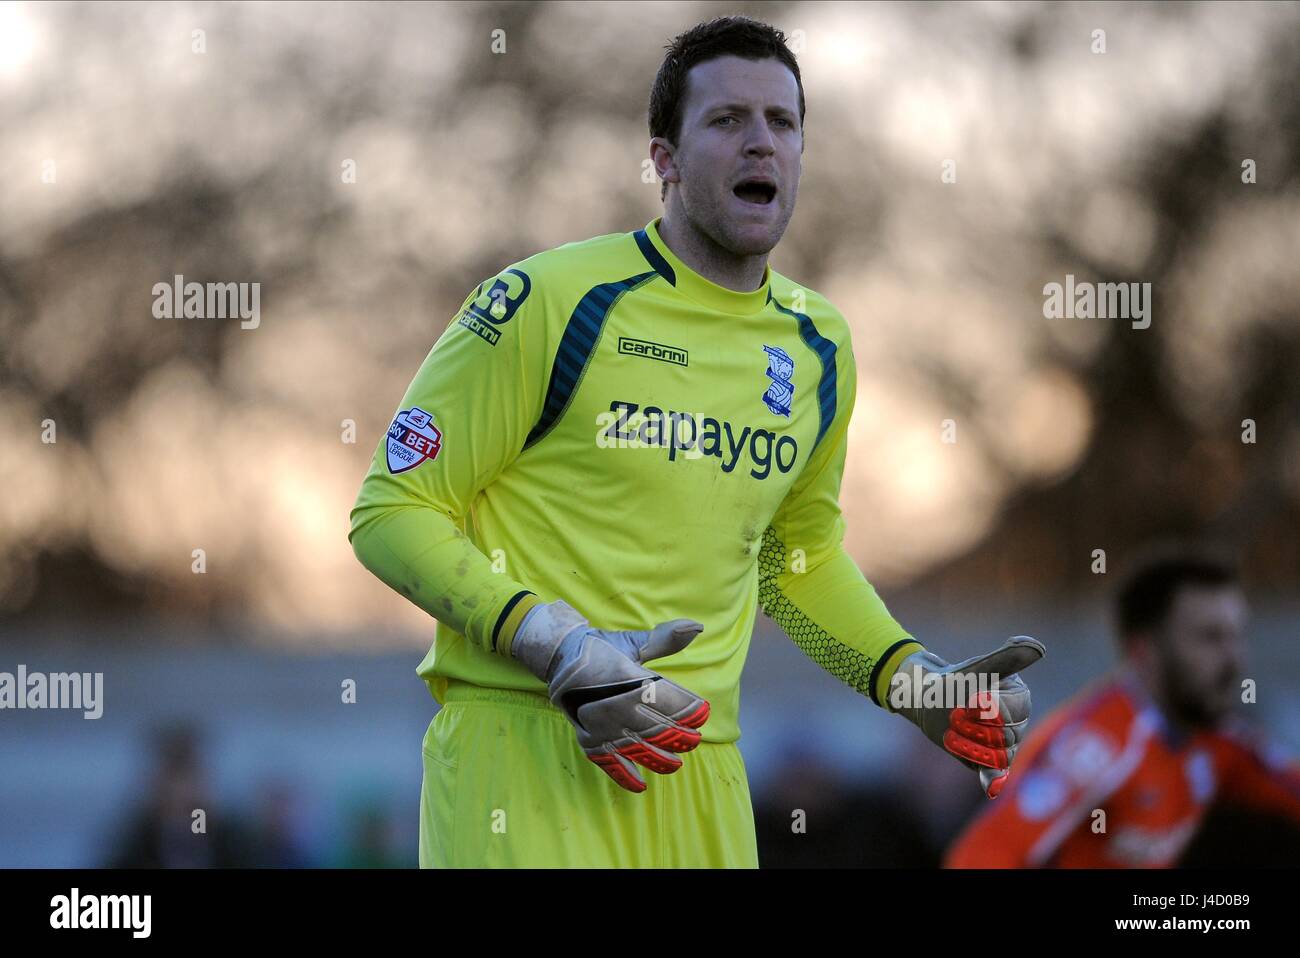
[511,600,711,793]
[889,636,1045,798]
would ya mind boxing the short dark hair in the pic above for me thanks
[648,16,806,200]
[1114,548,1240,644]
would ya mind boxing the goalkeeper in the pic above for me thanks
[349,15,1043,868]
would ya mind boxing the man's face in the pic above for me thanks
[1152,586,1248,727]
[662,54,803,256]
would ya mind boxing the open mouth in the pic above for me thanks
[733,179,777,205]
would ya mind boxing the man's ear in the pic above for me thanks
[650,137,680,187]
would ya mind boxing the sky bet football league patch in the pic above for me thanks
[386,407,443,474]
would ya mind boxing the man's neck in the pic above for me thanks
[657,211,769,293]
[1121,662,1202,742]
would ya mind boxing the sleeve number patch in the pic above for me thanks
[457,268,532,347]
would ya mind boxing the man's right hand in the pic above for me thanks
[511,600,711,792]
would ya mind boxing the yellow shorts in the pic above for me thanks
[419,682,759,867]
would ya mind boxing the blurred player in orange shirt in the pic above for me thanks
[946,550,1300,867]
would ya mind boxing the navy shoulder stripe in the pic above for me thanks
[769,291,838,450]
[633,228,676,286]
[522,271,657,450]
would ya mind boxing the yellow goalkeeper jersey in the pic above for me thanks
[349,215,921,743]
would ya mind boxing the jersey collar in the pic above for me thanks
[1117,664,1197,750]
[638,216,773,316]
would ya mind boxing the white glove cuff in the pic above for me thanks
[511,600,589,681]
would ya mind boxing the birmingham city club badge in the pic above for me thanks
[761,345,794,417]
[386,407,443,473]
